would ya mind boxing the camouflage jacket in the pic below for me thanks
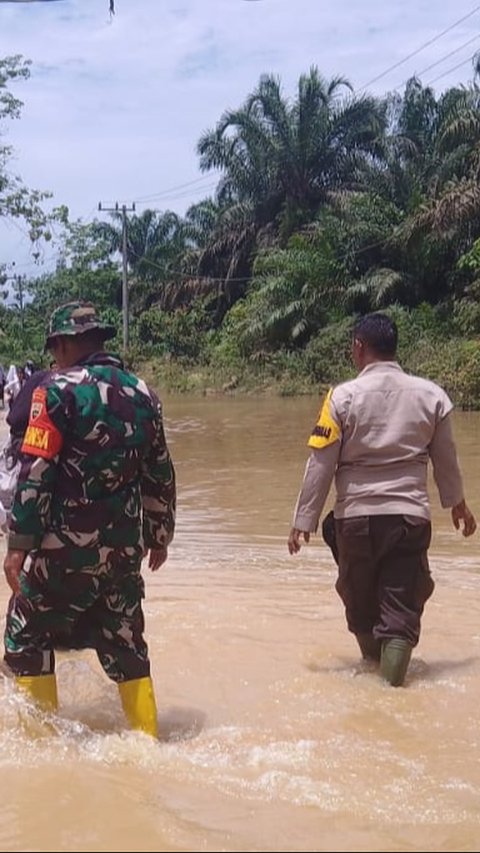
[8,352,176,553]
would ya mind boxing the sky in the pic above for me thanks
[1,0,480,273]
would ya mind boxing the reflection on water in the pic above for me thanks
[0,397,479,852]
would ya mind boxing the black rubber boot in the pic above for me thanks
[355,633,381,662]
[380,638,412,686]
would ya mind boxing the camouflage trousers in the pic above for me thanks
[4,543,150,683]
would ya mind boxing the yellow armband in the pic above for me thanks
[307,388,341,450]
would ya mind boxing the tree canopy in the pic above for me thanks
[3,56,480,403]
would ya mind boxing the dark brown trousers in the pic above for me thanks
[334,515,434,647]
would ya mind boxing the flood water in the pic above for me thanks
[0,394,479,852]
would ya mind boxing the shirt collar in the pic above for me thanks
[358,360,403,377]
[77,351,124,370]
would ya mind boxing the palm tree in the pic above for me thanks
[356,77,480,306]
[199,68,385,214]
[194,67,385,314]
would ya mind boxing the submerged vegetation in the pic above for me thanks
[3,55,480,404]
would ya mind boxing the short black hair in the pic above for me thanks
[353,313,398,357]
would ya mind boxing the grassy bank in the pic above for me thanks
[137,327,480,409]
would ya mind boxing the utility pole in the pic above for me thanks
[5,265,26,343]
[14,273,25,338]
[98,201,136,350]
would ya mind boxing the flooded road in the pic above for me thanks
[0,395,479,852]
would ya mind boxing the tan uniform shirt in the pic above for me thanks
[293,361,464,531]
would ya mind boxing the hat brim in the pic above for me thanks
[45,322,116,352]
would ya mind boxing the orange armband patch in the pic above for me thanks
[21,387,63,460]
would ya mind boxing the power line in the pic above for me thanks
[134,174,221,204]
[133,183,219,207]
[426,52,478,85]
[95,14,480,239]
[357,4,480,92]
[384,35,480,95]
[5,223,400,289]
[410,31,480,81]
[95,183,219,216]
[5,226,398,286]
[96,177,219,212]
[102,13,480,220]
[127,229,398,286]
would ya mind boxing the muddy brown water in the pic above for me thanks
[0,396,479,852]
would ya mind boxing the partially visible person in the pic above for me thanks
[4,365,25,410]
[6,366,51,464]
[23,359,36,380]
[0,364,6,409]
[0,363,55,526]
[4,365,18,409]
[288,313,476,687]
[3,301,176,737]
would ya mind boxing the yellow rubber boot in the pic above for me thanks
[118,676,158,738]
[15,674,58,712]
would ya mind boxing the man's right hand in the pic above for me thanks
[3,549,27,595]
[145,546,168,571]
[287,528,310,555]
[452,500,477,537]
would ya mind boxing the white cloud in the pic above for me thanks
[1,0,479,269]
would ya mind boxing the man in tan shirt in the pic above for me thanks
[288,313,476,686]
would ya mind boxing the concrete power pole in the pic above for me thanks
[98,201,136,350]
[5,266,25,342]
[15,274,25,337]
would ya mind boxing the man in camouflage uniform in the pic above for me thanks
[3,301,176,737]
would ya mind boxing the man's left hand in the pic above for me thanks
[3,549,27,595]
[452,500,477,537]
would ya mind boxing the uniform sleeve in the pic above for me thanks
[429,412,464,508]
[293,445,340,532]
[293,389,342,532]
[141,402,176,549]
[8,384,67,552]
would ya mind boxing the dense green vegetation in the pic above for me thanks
[2,56,480,404]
